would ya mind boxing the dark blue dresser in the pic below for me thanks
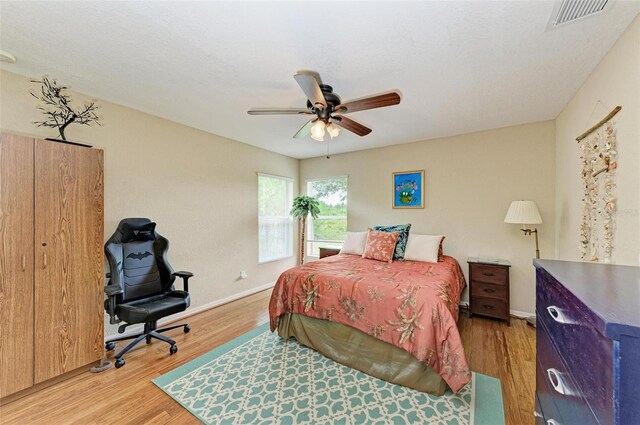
[534,259,640,425]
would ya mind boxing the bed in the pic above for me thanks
[268,254,471,395]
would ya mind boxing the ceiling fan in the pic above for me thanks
[247,72,401,142]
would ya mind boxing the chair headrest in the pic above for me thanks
[116,218,157,243]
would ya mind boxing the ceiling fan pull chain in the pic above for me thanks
[326,139,330,159]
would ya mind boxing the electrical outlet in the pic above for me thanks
[240,271,247,279]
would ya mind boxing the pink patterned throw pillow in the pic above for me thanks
[362,229,400,263]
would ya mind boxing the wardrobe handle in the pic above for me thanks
[21,255,27,271]
[43,252,47,268]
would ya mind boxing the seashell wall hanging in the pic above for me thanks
[576,105,621,263]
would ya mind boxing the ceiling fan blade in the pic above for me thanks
[335,92,401,114]
[294,119,317,139]
[333,116,372,137]
[247,108,311,115]
[296,70,323,85]
[293,73,327,108]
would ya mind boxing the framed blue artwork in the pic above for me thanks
[392,170,425,209]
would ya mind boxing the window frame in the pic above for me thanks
[258,172,294,264]
[306,176,348,257]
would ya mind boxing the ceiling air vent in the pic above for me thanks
[547,0,610,29]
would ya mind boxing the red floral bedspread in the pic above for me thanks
[269,254,471,392]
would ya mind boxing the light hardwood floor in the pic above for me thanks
[0,290,535,425]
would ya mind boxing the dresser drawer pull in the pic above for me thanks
[482,272,495,277]
[483,288,496,294]
[546,306,572,324]
[546,420,561,425]
[483,304,495,310]
[547,368,569,395]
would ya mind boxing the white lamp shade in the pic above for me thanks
[326,122,340,139]
[310,121,326,141]
[504,200,542,224]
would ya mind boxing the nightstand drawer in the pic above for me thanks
[471,281,507,300]
[470,296,507,318]
[470,264,508,285]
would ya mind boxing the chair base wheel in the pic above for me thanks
[115,358,125,368]
[170,344,178,355]
[105,342,116,351]
[184,325,191,334]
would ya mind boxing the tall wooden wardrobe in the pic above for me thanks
[0,133,104,399]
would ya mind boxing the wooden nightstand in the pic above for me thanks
[467,258,511,326]
[319,247,341,259]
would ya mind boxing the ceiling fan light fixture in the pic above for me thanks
[310,120,326,141]
[326,122,340,139]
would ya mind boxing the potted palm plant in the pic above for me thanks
[290,195,320,265]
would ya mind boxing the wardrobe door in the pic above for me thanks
[0,134,35,397]
[34,139,104,383]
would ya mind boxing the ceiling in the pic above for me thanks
[1,1,638,159]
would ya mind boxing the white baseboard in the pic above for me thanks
[459,303,534,319]
[509,309,535,318]
[106,281,276,342]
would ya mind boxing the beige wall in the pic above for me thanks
[0,70,299,337]
[555,15,640,266]
[300,121,556,314]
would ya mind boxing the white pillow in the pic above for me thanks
[339,231,368,255]
[403,234,444,263]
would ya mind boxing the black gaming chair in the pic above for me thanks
[103,218,193,368]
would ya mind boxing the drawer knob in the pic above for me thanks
[547,306,572,324]
[547,368,570,395]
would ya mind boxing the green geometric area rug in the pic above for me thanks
[153,324,505,425]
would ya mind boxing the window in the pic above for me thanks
[307,176,348,257]
[258,173,293,263]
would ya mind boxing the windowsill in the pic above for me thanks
[258,255,293,265]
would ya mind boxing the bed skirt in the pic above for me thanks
[277,313,447,395]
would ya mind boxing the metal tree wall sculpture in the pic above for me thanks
[30,76,102,141]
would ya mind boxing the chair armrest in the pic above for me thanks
[104,285,123,296]
[104,285,123,324]
[173,271,193,292]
